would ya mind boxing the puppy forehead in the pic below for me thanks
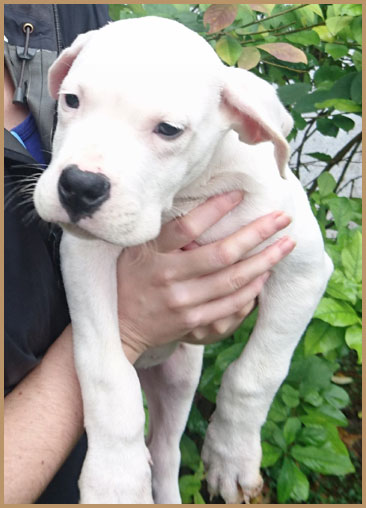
[65,59,222,123]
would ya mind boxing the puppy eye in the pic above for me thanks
[154,122,183,139]
[64,94,80,109]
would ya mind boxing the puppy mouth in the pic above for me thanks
[59,222,97,240]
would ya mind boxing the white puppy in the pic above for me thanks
[34,17,333,504]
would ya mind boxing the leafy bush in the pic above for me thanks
[111,4,362,503]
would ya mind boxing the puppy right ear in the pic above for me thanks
[48,30,96,99]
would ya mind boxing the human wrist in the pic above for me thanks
[122,339,146,364]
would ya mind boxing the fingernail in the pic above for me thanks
[278,235,296,252]
[273,211,292,228]
[226,190,244,204]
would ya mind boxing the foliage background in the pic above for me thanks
[110,4,362,504]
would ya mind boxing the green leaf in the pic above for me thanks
[128,4,147,16]
[272,424,287,452]
[325,43,348,60]
[340,4,362,16]
[330,72,358,100]
[215,36,242,66]
[351,15,362,44]
[304,319,344,356]
[326,16,353,36]
[187,404,208,438]
[299,425,328,446]
[314,65,345,86]
[144,4,178,18]
[179,474,201,504]
[316,118,338,137]
[277,457,309,503]
[294,90,332,114]
[315,98,362,113]
[314,297,360,327]
[285,29,320,46]
[193,492,205,504]
[313,25,334,43]
[295,4,317,26]
[302,386,323,407]
[261,441,283,468]
[345,325,362,363]
[341,230,362,282]
[352,51,362,71]
[180,434,201,470]
[303,402,348,427]
[277,457,294,503]
[326,269,359,305]
[283,417,301,445]
[291,444,354,475]
[318,172,336,198]
[306,4,324,19]
[198,365,218,403]
[307,152,332,163]
[290,463,310,502]
[261,420,280,442]
[268,397,289,423]
[323,384,350,409]
[328,196,355,230]
[237,47,261,70]
[277,83,312,106]
[289,355,336,391]
[333,115,355,132]
[215,343,244,373]
[281,384,300,408]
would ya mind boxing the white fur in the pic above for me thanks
[34,17,333,504]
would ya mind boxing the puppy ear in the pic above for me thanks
[48,30,96,99]
[221,67,293,178]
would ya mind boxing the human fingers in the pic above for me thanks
[166,235,294,308]
[164,210,292,282]
[183,300,257,345]
[156,191,243,252]
[173,271,269,339]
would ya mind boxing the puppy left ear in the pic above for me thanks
[221,67,293,178]
[48,30,96,99]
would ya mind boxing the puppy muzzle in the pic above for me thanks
[58,164,111,222]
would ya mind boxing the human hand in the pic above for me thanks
[117,191,295,362]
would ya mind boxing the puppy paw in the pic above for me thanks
[79,445,154,504]
[202,415,263,504]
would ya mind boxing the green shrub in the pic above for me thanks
[111,4,362,503]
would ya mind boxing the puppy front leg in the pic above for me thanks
[60,233,153,504]
[202,264,332,504]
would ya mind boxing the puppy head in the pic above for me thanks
[34,16,292,246]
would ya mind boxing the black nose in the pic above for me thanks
[58,165,111,222]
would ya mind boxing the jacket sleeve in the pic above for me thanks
[5,150,70,395]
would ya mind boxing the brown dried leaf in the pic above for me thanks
[257,42,308,64]
[338,428,362,456]
[203,4,238,34]
[249,4,274,16]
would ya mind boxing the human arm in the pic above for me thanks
[119,191,294,359]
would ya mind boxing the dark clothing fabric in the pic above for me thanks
[4,130,69,396]
[4,4,110,157]
[4,4,110,503]
[5,4,109,50]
